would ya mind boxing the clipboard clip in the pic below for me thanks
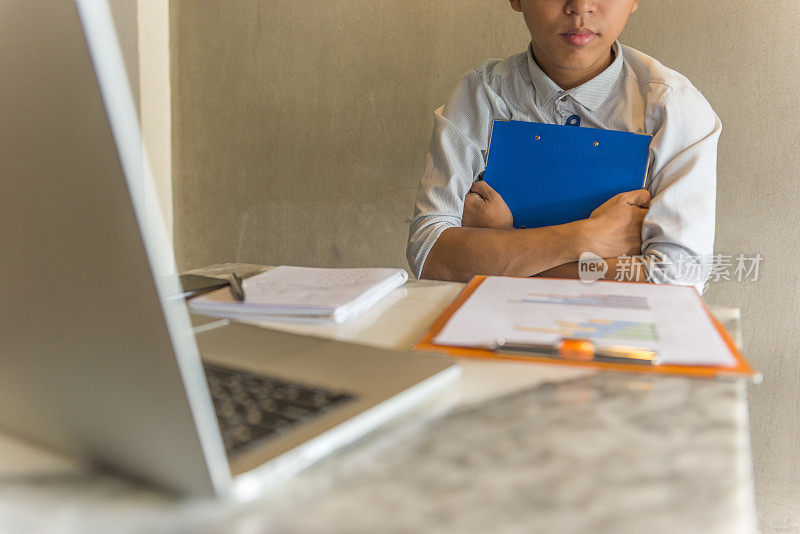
[494,337,661,366]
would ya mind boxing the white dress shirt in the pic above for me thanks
[407,41,721,292]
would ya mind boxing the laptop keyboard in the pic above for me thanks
[203,363,357,456]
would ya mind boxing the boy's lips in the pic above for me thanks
[561,28,598,47]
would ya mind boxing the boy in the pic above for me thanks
[407,0,720,293]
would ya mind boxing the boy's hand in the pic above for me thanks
[462,180,514,229]
[584,189,651,258]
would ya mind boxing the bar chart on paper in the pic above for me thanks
[432,277,739,367]
[511,292,658,342]
[516,319,658,341]
[515,293,650,310]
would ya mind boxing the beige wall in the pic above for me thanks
[170,2,800,529]
[170,1,529,269]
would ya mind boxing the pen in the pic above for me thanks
[494,337,660,366]
[228,272,245,302]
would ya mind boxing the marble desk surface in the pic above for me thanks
[0,265,757,534]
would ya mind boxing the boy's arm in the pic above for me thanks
[406,67,500,279]
[422,184,651,282]
[638,85,722,292]
[422,180,585,280]
[421,224,585,281]
[535,257,648,281]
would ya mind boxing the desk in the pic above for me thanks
[0,264,756,534]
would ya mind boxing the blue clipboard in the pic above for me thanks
[482,120,652,229]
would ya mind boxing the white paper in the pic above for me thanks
[433,277,737,367]
[189,266,408,323]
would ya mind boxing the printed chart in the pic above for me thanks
[516,319,658,341]
[516,293,650,310]
[433,277,738,367]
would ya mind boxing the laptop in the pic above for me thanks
[0,0,458,498]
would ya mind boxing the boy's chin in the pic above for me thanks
[552,48,613,71]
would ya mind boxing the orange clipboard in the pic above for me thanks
[415,276,760,382]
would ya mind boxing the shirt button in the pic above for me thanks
[560,96,568,102]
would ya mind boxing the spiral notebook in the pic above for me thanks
[482,120,653,229]
[189,266,408,324]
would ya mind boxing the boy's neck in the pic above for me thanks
[531,46,615,91]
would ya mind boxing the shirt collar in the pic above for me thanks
[527,41,624,112]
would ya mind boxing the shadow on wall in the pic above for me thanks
[234,199,415,273]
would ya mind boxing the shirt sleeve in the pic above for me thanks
[640,84,722,293]
[406,67,508,279]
